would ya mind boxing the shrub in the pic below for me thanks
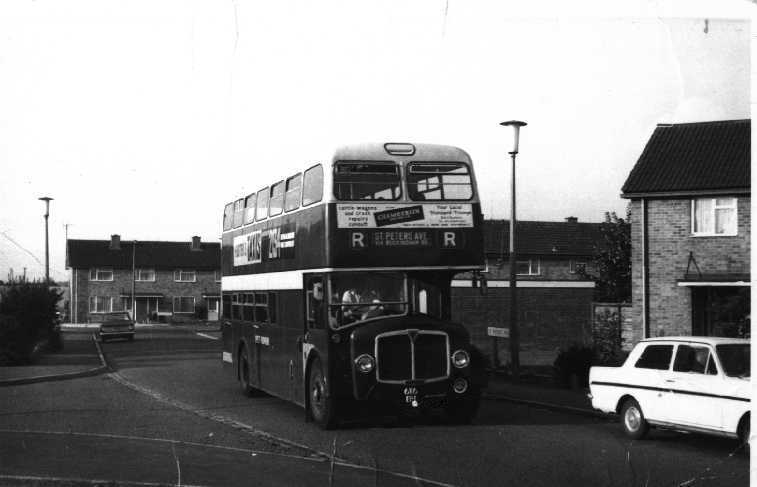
[0,283,62,364]
[553,345,595,389]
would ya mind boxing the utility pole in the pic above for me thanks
[132,240,137,321]
[38,197,53,285]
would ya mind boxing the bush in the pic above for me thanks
[0,283,62,365]
[553,345,595,389]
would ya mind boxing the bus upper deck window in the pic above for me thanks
[269,181,284,217]
[222,202,234,231]
[407,162,473,201]
[284,173,302,212]
[255,187,269,221]
[302,164,323,206]
[334,161,401,201]
[232,198,245,228]
[244,193,256,225]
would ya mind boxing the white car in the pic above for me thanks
[589,337,750,445]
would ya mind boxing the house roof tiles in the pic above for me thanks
[67,239,220,270]
[483,220,602,257]
[622,120,750,197]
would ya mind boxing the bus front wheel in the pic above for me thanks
[308,357,338,429]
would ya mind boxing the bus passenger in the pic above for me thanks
[341,287,361,323]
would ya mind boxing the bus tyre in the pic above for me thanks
[445,387,481,424]
[308,357,338,430]
[620,398,649,440]
[238,348,257,397]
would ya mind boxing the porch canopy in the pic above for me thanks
[677,273,750,287]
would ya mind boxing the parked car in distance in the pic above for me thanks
[97,312,135,342]
[589,337,750,446]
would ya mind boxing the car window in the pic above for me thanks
[104,313,130,322]
[673,345,717,375]
[634,344,673,370]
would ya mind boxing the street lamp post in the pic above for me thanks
[38,197,54,284]
[499,120,527,382]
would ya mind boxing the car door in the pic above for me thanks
[628,343,675,423]
[664,343,724,430]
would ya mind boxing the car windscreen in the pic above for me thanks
[715,344,750,377]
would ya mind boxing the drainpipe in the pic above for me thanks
[641,198,650,339]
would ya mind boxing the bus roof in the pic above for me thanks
[331,143,472,164]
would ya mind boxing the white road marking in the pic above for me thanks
[106,372,457,487]
[196,332,219,340]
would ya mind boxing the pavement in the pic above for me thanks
[0,327,603,419]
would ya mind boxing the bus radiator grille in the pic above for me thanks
[375,331,449,383]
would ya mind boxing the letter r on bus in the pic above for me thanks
[443,231,456,247]
[352,232,365,248]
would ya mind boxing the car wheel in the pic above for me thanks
[738,414,750,449]
[620,398,649,440]
[238,348,258,397]
[308,357,338,429]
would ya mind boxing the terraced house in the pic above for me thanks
[622,119,750,343]
[66,235,221,323]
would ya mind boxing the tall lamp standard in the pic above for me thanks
[38,197,54,284]
[499,120,526,382]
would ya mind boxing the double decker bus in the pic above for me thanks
[221,142,486,428]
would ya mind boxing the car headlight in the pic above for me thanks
[451,349,470,368]
[354,354,375,374]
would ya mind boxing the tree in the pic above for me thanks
[582,208,631,303]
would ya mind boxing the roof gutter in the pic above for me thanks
[621,188,750,199]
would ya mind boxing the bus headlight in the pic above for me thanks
[354,354,375,374]
[451,350,470,369]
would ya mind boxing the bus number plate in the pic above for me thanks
[403,386,418,404]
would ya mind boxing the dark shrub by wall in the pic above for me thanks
[0,283,62,365]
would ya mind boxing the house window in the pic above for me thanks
[174,270,196,282]
[173,296,195,314]
[215,270,222,282]
[569,260,586,274]
[89,296,113,313]
[516,260,540,276]
[692,197,737,236]
[135,269,156,281]
[89,268,114,281]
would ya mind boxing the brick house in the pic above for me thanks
[452,218,601,366]
[66,235,221,323]
[621,120,750,343]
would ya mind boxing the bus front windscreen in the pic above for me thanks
[329,272,407,328]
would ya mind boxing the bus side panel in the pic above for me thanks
[221,319,233,373]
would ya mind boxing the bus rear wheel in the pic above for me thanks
[308,357,338,429]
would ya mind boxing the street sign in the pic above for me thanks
[487,327,509,338]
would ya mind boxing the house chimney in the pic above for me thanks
[191,236,201,251]
[565,216,578,223]
[110,234,121,250]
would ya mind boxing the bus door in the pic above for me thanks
[302,274,329,402]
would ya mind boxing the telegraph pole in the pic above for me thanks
[38,197,53,284]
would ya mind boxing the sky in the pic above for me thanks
[0,0,753,282]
